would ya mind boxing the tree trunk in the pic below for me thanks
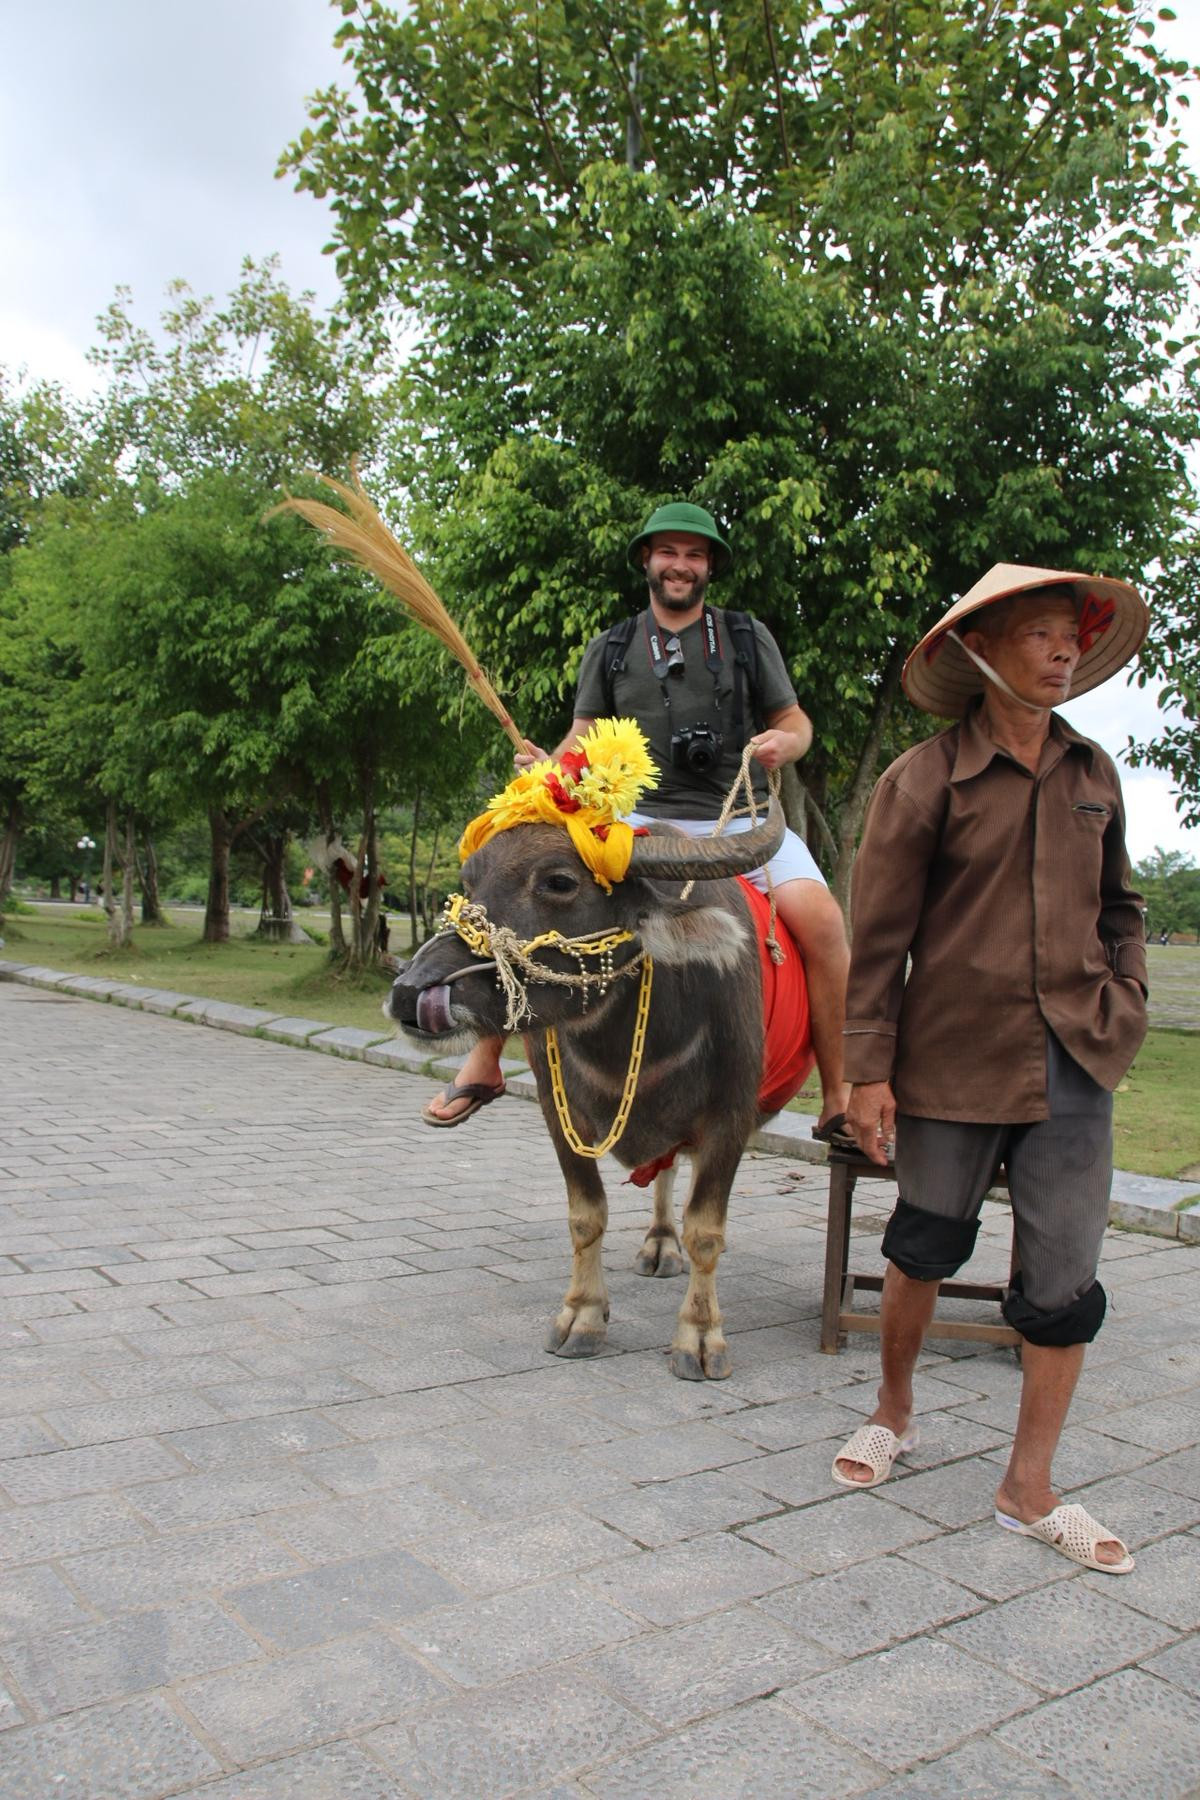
[407,783,423,956]
[102,798,120,945]
[204,808,233,944]
[346,775,383,970]
[255,831,311,944]
[0,797,18,912]
[137,830,168,924]
[49,874,61,900]
[420,824,442,944]
[316,782,346,957]
[830,641,907,918]
[113,809,135,948]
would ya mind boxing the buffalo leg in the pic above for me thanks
[634,1167,685,1279]
[546,1166,611,1358]
[670,1149,739,1381]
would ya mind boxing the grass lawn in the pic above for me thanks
[5,906,1199,1179]
[1,907,395,1034]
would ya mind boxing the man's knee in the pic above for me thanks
[1002,1271,1106,1346]
[881,1198,980,1281]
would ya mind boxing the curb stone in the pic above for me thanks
[2,956,1196,1238]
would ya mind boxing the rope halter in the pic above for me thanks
[435,893,647,1034]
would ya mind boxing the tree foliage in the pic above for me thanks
[286,0,1200,884]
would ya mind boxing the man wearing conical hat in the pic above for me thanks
[834,563,1149,1575]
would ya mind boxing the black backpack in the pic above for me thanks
[600,607,762,744]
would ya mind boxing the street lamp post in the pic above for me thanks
[76,835,96,904]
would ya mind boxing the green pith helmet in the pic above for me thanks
[626,501,732,576]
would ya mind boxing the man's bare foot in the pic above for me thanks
[994,1484,1127,1567]
[424,1044,504,1123]
[833,1406,913,1484]
[816,1084,852,1136]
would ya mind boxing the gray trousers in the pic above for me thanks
[895,1032,1113,1313]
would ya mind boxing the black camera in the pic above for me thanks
[670,724,723,774]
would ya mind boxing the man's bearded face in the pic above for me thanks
[644,533,712,612]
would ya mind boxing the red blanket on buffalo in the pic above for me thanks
[628,875,815,1186]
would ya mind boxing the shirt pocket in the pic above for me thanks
[1071,800,1110,831]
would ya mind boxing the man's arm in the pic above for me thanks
[749,702,813,769]
[1098,784,1149,994]
[843,773,943,1163]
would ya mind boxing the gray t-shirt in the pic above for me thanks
[573,608,798,819]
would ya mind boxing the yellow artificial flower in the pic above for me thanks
[456,719,659,890]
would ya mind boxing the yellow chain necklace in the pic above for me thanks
[544,954,654,1159]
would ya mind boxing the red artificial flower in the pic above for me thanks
[545,773,581,813]
[559,750,588,784]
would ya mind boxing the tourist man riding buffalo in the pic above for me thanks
[836,562,1149,1576]
[421,501,852,1141]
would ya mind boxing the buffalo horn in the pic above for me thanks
[627,796,786,881]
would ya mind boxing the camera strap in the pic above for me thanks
[644,607,724,722]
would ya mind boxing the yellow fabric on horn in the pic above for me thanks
[457,719,658,893]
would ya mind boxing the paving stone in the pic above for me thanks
[164,1410,352,1470]
[63,1520,303,1612]
[740,1490,941,1575]
[4,1596,260,1717]
[0,1437,186,1503]
[581,1470,784,1548]
[173,1741,408,1798]
[759,1553,983,1657]
[0,1416,65,1457]
[411,1508,633,1595]
[859,1735,1075,1798]
[40,1391,227,1447]
[0,1564,93,1639]
[260,1487,486,1560]
[1083,1532,1200,1628]
[581,1531,794,1625]
[0,1692,221,1799]
[396,1577,641,1684]
[307,1026,393,1057]
[581,1419,763,1484]
[583,1604,834,1725]
[124,1466,331,1530]
[994,1667,1200,1799]
[1139,1444,1200,1501]
[715,1395,869,1453]
[0,1492,150,1567]
[1143,1633,1200,1698]
[898,1517,1076,1601]
[227,1549,461,1649]
[180,1632,450,1764]
[941,1578,1178,1693]
[585,1694,883,1799]
[365,1668,655,1798]
[867,1457,1004,1529]
[426,1450,632,1522]
[783,1636,1040,1771]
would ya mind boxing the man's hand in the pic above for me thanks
[748,729,802,770]
[514,738,548,771]
[846,1081,897,1167]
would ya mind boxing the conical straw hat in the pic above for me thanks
[902,563,1148,718]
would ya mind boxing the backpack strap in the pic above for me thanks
[601,612,641,715]
[723,609,761,742]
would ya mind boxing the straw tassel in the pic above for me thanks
[271,466,526,753]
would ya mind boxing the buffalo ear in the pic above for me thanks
[638,901,750,974]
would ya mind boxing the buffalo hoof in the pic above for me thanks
[669,1339,731,1382]
[634,1239,684,1280]
[545,1308,608,1358]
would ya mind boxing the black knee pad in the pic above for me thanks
[1002,1271,1107,1346]
[881,1198,980,1282]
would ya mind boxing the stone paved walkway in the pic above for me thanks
[0,981,1198,1798]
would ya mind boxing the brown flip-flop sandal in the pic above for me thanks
[421,1080,506,1128]
[811,1112,859,1153]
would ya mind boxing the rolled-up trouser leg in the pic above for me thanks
[1000,1031,1114,1344]
[888,1113,1007,1281]
[881,1199,981,1281]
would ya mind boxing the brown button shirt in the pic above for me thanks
[844,704,1148,1122]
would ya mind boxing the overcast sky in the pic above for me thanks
[2,0,1197,864]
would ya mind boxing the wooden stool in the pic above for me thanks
[820,1144,1019,1354]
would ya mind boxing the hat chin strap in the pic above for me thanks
[947,629,1049,714]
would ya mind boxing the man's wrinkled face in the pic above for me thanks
[643,532,712,612]
[967,593,1082,709]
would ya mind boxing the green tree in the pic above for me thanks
[286,0,1200,892]
[1136,846,1200,939]
[1128,536,1200,828]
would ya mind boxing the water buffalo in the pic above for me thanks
[386,800,801,1379]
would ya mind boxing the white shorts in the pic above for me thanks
[626,813,827,891]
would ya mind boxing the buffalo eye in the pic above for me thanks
[539,870,580,897]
